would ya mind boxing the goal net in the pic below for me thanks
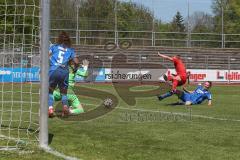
[0,0,40,150]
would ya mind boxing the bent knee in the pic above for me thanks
[173,75,181,81]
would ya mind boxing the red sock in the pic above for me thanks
[172,79,179,91]
[168,75,173,81]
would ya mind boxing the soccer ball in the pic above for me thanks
[103,98,113,108]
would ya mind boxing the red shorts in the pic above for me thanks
[168,73,187,86]
[177,75,187,86]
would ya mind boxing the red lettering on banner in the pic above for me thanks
[166,70,240,82]
[225,72,240,80]
[189,74,206,81]
[167,70,206,81]
[217,71,224,79]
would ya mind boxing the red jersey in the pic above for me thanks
[172,57,187,78]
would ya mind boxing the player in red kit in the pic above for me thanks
[157,52,187,100]
[158,52,187,91]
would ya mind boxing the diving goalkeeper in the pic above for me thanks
[48,59,89,117]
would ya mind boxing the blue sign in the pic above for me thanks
[0,67,40,82]
[0,67,106,83]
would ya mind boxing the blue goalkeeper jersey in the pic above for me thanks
[190,85,212,104]
[49,44,75,72]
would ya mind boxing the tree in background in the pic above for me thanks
[166,11,186,46]
[211,0,229,33]
[0,0,39,50]
[224,0,240,34]
[170,11,185,32]
[187,11,217,47]
[51,0,77,30]
[2,0,240,47]
[211,0,240,47]
[117,2,153,31]
[188,12,214,33]
[74,0,155,45]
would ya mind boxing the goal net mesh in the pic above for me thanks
[0,0,40,150]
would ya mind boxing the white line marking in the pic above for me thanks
[0,147,18,151]
[82,103,96,106]
[117,107,240,122]
[0,134,25,151]
[82,102,240,122]
[0,134,81,160]
[42,146,81,160]
[0,101,39,104]
[0,134,26,144]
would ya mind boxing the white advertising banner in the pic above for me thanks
[165,69,240,82]
[105,68,240,82]
[105,68,166,82]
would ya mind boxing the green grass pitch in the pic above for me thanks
[0,83,240,160]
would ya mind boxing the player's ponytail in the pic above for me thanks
[57,31,71,48]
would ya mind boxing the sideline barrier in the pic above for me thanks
[0,67,40,82]
[1,67,240,83]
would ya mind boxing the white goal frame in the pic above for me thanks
[39,0,49,149]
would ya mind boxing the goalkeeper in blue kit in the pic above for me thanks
[48,31,79,117]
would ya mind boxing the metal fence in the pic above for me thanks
[68,30,240,48]
[83,53,240,70]
[49,0,240,48]
[1,50,239,70]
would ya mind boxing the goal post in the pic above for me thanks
[39,0,49,149]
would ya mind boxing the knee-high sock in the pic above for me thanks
[61,94,68,106]
[172,79,179,91]
[168,75,173,81]
[160,91,174,99]
[48,94,54,107]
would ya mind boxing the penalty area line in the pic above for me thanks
[117,107,240,122]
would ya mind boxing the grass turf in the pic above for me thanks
[0,83,240,160]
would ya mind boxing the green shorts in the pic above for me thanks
[53,91,81,109]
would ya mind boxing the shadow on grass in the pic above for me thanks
[48,133,54,145]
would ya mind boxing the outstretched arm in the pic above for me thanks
[157,52,173,61]
[206,92,212,106]
[76,59,89,77]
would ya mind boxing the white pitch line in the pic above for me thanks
[117,107,240,122]
[0,134,81,160]
[0,134,25,151]
[82,103,240,122]
[0,134,26,144]
[42,146,81,160]
[82,103,96,106]
[0,101,39,104]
